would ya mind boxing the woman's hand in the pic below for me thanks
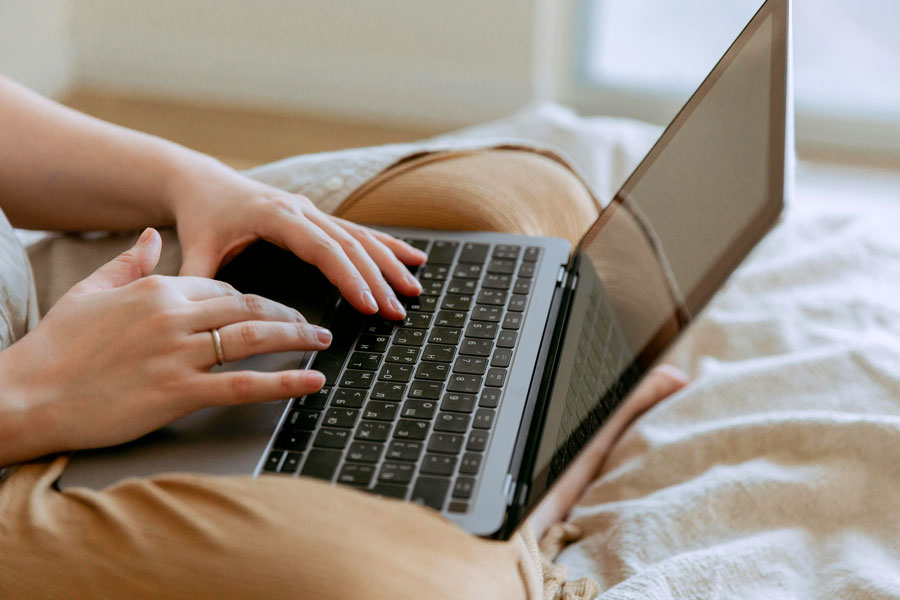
[527,365,688,539]
[169,164,427,321]
[0,229,333,466]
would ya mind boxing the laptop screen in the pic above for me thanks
[525,0,789,505]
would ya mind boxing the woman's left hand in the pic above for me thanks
[169,166,426,321]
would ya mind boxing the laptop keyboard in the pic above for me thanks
[261,239,543,514]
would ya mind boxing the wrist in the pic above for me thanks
[0,346,56,466]
[161,148,240,222]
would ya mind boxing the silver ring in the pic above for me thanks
[210,328,225,366]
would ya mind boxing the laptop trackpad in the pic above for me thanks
[57,242,339,490]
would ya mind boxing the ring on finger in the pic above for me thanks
[210,327,225,366]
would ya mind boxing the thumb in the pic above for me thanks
[73,228,162,294]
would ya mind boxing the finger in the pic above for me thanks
[266,215,379,316]
[72,228,162,295]
[197,370,327,407]
[332,218,427,266]
[625,365,689,412]
[340,222,423,298]
[169,276,241,301]
[307,213,406,320]
[187,294,307,332]
[179,241,222,278]
[190,320,332,366]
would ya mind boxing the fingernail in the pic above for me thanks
[389,297,406,317]
[306,371,326,388]
[362,290,379,313]
[313,326,332,345]
[405,272,423,294]
[138,228,153,244]
[414,249,428,263]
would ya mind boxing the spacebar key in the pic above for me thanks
[311,303,364,385]
[411,476,450,511]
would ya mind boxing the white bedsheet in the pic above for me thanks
[471,107,900,598]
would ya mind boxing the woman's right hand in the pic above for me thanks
[0,228,330,466]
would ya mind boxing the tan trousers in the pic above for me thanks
[0,150,600,600]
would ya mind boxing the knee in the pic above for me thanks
[335,150,599,245]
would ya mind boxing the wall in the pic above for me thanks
[68,0,541,128]
[0,0,72,97]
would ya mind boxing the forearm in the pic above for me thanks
[0,75,229,231]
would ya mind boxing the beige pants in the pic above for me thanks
[0,150,600,600]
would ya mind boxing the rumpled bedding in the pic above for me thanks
[21,104,900,598]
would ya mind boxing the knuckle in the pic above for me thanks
[310,235,342,261]
[278,372,296,396]
[137,274,168,294]
[242,294,266,317]
[230,373,255,401]
[238,322,265,346]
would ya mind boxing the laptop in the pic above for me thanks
[58,0,793,539]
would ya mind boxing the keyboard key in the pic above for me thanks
[487,259,516,274]
[465,321,498,340]
[323,408,359,428]
[379,364,413,383]
[378,462,415,484]
[497,330,518,348]
[394,328,427,347]
[459,338,492,357]
[314,428,352,448]
[453,356,487,375]
[472,306,502,322]
[263,450,283,472]
[286,409,320,431]
[441,294,473,311]
[491,348,513,368]
[346,441,384,463]
[369,382,406,401]
[518,262,536,278]
[339,370,375,389]
[523,246,541,262]
[370,484,409,499]
[362,401,399,421]
[407,381,443,400]
[411,477,450,510]
[348,352,382,371]
[507,294,528,312]
[460,452,483,475]
[402,311,433,329]
[428,433,465,455]
[355,421,391,442]
[400,399,437,420]
[405,296,438,313]
[473,408,496,430]
[404,238,429,252]
[428,241,459,264]
[435,310,467,328]
[428,327,462,346]
[414,361,450,381]
[421,264,449,281]
[422,344,455,363]
[386,346,420,364]
[421,280,445,296]
[386,440,423,462]
[332,388,367,408]
[295,387,330,410]
[356,335,389,353]
[434,412,470,433]
[441,393,477,413]
[479,389,501,408]
[448,502,469,514]
[476,289,506,306]
[447,278,477,294]
[338,464,375,486]
[513,278,532,295]
[482,274,512,290]
[362,319,396,335]
[502,313,522,330]
[467,430,489,452]
[452,264,482,280]
[493,245,521,260]
[458,242,489,264]
[274,430,311,452]
[452,477,476,499]
[485,368,507,388]
[421,454,457,476]
[394,419,430,440]
[447,374,482,394]
[301,449,342,479]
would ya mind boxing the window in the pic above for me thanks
[568,0,900,156]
